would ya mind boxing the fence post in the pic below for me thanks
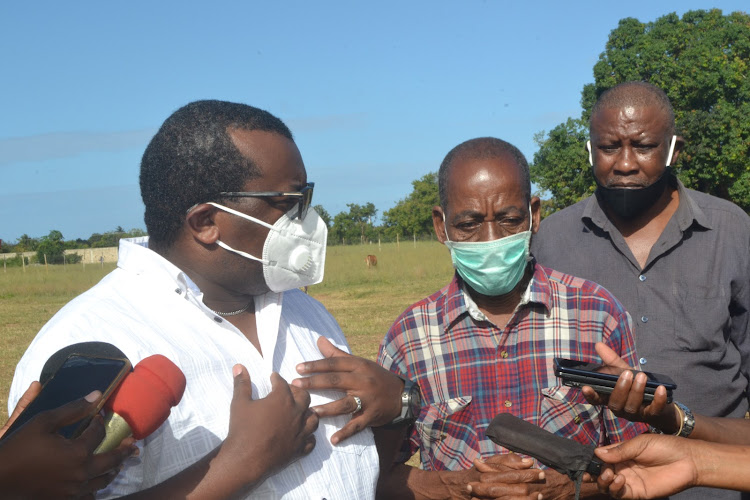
[44,253,48,271]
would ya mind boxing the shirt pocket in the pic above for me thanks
[415,396,476,470]
[673,286,730,352]
[539,385,602,446]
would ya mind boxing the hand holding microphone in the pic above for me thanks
[0,383,136,499]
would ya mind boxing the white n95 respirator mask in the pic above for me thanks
[206,202,327,292]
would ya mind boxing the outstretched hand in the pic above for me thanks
[582,343,675,430]
[594,434,699,499]
[292,336,403,444]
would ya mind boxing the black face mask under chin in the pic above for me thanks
[595,170,671,219]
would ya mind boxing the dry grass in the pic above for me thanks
[0,243,454,425]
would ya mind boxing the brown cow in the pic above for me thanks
[365,255,378,268]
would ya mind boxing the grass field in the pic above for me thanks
[0,241,455,421]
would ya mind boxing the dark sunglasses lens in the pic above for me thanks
[299,184,313,219]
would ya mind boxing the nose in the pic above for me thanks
[613,146,639,176]
[481,221,503,242]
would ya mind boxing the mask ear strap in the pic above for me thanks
[216,240,269,265]
[666,135,677,167]
[441,212,451,243]
[206,202,275,230]
[586,141,593,166]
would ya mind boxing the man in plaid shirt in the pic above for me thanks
[376,137,646,499]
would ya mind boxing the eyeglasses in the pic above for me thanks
[219,182,314,220]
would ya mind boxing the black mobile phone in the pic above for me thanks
[554,357,676,403]
[2,354,132,441]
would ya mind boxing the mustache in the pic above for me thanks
[602,178,650,189]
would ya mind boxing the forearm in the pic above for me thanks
[695,442,750,491]
[121,444,265,500]
[688,415,750,445]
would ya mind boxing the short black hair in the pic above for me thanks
[438,137,531,209]
[140,100,293,248]
[590,81,676,135]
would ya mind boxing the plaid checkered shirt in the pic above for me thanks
[378,262,647,471]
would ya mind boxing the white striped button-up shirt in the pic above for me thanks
[9,238,378,499]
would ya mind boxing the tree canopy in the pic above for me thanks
[382,172,439,239]
[531,9,750,212]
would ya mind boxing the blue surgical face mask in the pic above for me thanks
[443,205,532,297]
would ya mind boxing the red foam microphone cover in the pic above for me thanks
[105,354,186,439]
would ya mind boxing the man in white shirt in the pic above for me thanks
[9,100,382,499]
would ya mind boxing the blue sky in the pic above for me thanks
[1,1,746,242]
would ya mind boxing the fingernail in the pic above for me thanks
[466,485,472,493]
[296,363,307,373]
[232,365,242,377]
[331,436,339,445]
[521,457,533,464]
[539,471,545,480]
[598,447,609,454]
[85,390,102,403]
[290,379,303,387]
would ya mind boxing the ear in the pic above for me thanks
[432,205,448,244]
[530,196,542,234]
[185,203,221,245]
[667,135,684,167]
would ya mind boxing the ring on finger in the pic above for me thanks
[352,395,363,414]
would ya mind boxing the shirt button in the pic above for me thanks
[504,400,512,408]
[175,288,182,294]
[574,415,581,424]
[641,316,648,323]
[639,275,646,282]
[639,357,648,365]
[500,350,509,358]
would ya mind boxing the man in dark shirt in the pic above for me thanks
[532,81,750,500]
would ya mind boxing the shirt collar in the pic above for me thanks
[117,237,283,317]
[582,176,712,232]
[443,261,552,329]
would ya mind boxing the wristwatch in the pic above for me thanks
[389,378,422,426]
[650,401,695,438]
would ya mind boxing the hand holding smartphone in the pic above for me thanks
[2,353,131,441]
[554,357,676,404]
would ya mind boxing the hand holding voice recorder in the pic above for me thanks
[554,357,677,404]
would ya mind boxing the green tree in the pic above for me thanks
[382,172,439,239]
[329,203,378,245]
[312,205,332,229]
[532,9,750,210]
[14,234,39,253]
[36,230,65,264]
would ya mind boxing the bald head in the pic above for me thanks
[591,81,675,136]
[438,137,530,209]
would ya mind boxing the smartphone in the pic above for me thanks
[2,354,132,441]
[554,357,677,403]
